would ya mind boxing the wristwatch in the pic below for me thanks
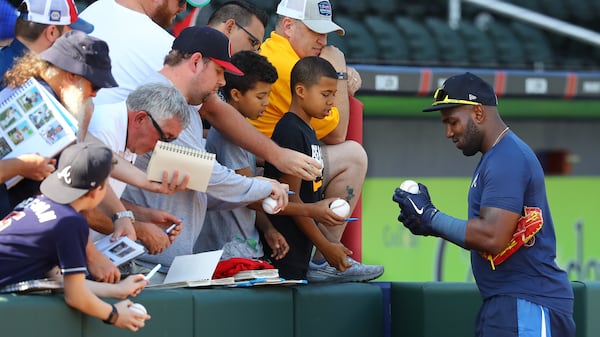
[337,72,348,80]
[103,304,119,325]
[111,210,135,224]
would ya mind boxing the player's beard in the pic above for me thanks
[61,82,93,142]
[460,118,484,157]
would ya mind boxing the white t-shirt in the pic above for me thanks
[87,101,135,197]
[80,0,175,105]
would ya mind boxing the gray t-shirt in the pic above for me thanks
[121,73,272,271]
[196,127,263,259]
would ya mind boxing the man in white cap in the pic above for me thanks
[0,0,94,87]
[254,0,382,283]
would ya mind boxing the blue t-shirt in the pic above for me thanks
[469,131,573,315]
[0,195,88,286]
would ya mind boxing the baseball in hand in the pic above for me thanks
[129,303,147,315]
[262,196,280,214]
[399,180,419,194]
[330,199,350,218]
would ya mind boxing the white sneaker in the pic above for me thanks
[306,257,384,283]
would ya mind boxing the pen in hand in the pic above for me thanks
[164,224,176,234]
[164,217,184,234]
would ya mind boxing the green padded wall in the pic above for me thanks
[82,289,194,337]
[0,292,82,337]
[573,281,600,337]
[391,282,482,337]
[293,283,384,337]
[192,287,293,337]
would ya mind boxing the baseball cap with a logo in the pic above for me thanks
[172,26,244,76]
[19,0,94,33]
[276,0,344,36]
[422,72,498,112]
[41,142,114,204]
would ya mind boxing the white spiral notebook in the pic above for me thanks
[146,141,216,192]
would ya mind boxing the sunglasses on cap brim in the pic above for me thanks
[432,88,481,106]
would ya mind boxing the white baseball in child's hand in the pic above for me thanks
[129,303,147,315]
[399,180,419,194]
[262,197,280,214]
[329,199,350,218]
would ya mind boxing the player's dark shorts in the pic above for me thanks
[476,295,575,337]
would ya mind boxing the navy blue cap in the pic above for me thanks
[423,72,498,112]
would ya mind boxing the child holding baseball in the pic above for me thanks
[0,143,150,331]
[263,56,351,280]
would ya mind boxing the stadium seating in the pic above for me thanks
[480,20,526,68]
[394,16,439,66]
[509,22,554,69]
[363,16,410,64]
[74,0,600,70]
[333,16,378,63]
[455,21,499,68]
[505,0,543,13]
[538,0,570,22]
[366,0,397,18]
[423,17,469,67]
[330,0,369,19]
[565,0,595,29]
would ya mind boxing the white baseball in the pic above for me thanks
[399,180,419,194]
[262,196,280,214]
[330,199,350,218]
[129,303,147,315]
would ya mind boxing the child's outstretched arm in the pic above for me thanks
[63,273,151,331]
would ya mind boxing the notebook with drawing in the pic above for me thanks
[0,78,78,188]
[146,141,216,192]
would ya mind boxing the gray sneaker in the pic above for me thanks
[306,257,384,283]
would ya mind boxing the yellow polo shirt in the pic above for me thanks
[253,32,340,139]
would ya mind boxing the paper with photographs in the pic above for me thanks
[0,78,78,187]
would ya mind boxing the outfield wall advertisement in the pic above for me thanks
[361,177,599,282]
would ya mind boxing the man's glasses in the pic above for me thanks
[145,111,176,143]
[234,22,261,51]
[432,88,481,106]
[178,0,187,7]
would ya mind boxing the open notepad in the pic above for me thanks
[147,250,235,289]
[146,141,215,192]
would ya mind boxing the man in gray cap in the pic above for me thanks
[0,0,94,88]
[4,29,117,140]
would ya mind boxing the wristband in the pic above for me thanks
[102,304,119,325]
[431,211,467,247]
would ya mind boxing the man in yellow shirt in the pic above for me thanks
[255,0,383,283]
